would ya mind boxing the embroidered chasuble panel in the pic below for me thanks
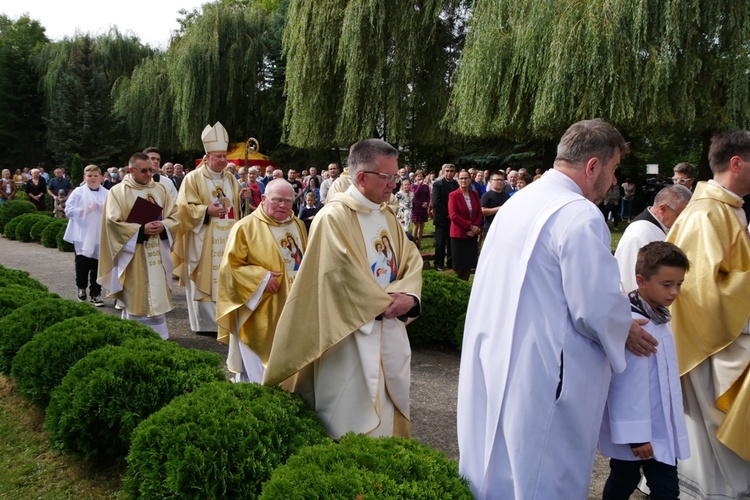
[358,211,398,288]
[204,176,238,299]
[268,223,304,286]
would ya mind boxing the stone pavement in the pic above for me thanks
[0,234,633,498]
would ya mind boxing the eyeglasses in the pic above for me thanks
[671,177,692,184]
[134,168,152,174]
[457,177,472,181]
[363,171,399,183]
[268,196,294,205]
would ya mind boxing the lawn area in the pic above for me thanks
[0,376,122,499]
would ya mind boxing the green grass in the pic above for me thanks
[0,377,122,499]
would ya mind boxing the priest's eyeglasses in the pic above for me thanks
[268,196,294,205]
[363,171,399,183]
[134,167,152,174]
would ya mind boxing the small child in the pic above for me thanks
[62,165,109,306]
[395,178,413,232]
[599,241,691,499]
[53,189,67,218]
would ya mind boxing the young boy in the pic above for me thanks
[62,165,108,306]
[599,241,691,499]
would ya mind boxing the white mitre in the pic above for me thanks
[201,121,229,154]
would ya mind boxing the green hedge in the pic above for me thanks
[260,433,472,499]
[41,219,66,248]
[4,216,22,240]
[11,314,161,407]
[54,219,72,252]
[407,271,471,349]
[46,339,225,461]
[14,213,53,242]
[125,382,331,499]
[0,265,47,292]
[30,215,57,242]
[0,200,36,234]
[0,298,98,374]
[0,284,50,320]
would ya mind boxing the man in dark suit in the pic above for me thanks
[431,163,458,271]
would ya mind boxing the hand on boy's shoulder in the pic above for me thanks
[626,318,657,357]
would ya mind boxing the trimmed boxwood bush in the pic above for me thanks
[0,199,36,234]
[3,216,22,240]
[0,284,49,320]
[0,298,98,374]
[46,339,225,461]
[14,213,53,242]
[55,219,73,252]
[30,216,56,242]
[0,265,48,292]
[11,314,161,407]
[41,219,66,248]
[260,433,473,499]
[124,381,331,499]
[407,271,471,349]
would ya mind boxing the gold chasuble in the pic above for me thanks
[216,206,307,368]
[98,177,180,317]
[173,163,242,298]
[263,187,422,438]
[667,181,750,460]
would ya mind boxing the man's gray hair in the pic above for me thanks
[347,139,399,180]
[654,184,692,207]
[555,119,630,167]
[673,162,695,178]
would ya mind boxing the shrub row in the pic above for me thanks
[0,200,71,252]
[0,263,471,498]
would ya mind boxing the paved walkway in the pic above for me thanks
[0,234,624,498]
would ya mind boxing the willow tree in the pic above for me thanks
[114,0,287,153]
[282,0,467,149]
[449,0,750,143]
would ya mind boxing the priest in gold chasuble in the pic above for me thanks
[216,180,307,382]
[665,131,750,499]
[98,152,180,339]
[264,139,422,439]
[173,121,246,334]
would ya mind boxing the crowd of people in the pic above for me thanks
[8,118,749,499]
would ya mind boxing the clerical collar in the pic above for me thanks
[208,168,223,180]
[346,184,382,211]
[708,179,743,202]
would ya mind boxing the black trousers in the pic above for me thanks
[603,458,678,500]
[434,222,452,268]
[75,254,101,295]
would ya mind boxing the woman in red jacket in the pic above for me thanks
[448,170,482,280]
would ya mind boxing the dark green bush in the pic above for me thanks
[55,219,73,252]
[0,265,48,292]
[125,381,331,499]
[41,219,66,248]
[46,339,225,461]
[260,433,472,499]
[0,200,37,234]
[14,213,52,242]
[0,298,98,374]
[11,314,161,407]
[30,216,56,242]
[407,271,471,349]
[454,312,467,350]
[0,284,50,320]
[4,216,22,240]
